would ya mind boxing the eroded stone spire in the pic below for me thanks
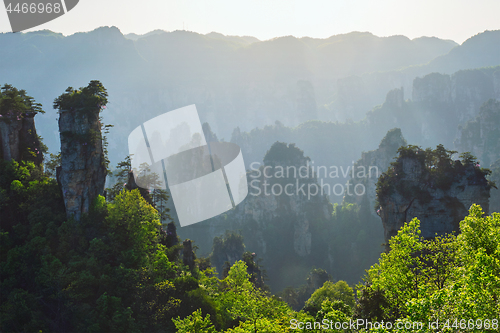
[54,81,108,221]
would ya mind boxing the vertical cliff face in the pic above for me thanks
[181,142,332,258]
[489,159,500,213]
[54,81,108,221]
[412,73,452,104]
[1,85,44,165]
[0,113,44,165]
[384,87,405,109]
[178,141,333,290]
[409,68,500,148]
[377,145,491,245]
[345,128,407,216]
[412,68,499,123]
[455,99,500,168]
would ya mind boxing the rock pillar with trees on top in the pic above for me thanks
[0,84,45,166]
[53,81,109,221]
[376,144,493,246]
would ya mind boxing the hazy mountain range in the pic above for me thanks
[1,27,499,168]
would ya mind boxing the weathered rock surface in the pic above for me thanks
[58,107,106,221]
[181,142,332,256]
[384,88,405,109]
[413,68,499,124]
[178,142,333,290]
[377,151,491,244]
[0,113,43,165]
[345,127,407,216]
[489,159,500,213]
[454,99,500,168]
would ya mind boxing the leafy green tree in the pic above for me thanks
[358,205,499,333]
[450,205,500,321]
[219,261,291,332]
[211,231,245,277]
[364,218,425,319]
[44,152,61,178]
[173,308,217,333]
[316,300,353,333]
[354,281,390,322]
[106,189,163,267]
[303,280,354,315]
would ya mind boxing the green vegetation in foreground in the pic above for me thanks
[1,154,499,332]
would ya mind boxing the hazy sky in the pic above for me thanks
[1,0,499,43]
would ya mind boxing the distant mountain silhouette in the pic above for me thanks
[205,32,260,45]
[1,27,498,167]
[333,30,500,120]
[426,30,500,73]
[124,29,166,41]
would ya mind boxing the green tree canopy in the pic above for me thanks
[0,84,44,117]
[303,280,355,315]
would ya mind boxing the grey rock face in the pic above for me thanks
[451,70,495,123]
[413,73,452,104]
[455,99,500,168]
[378,155,490,244]
[345,128,407,217]
[0,113,43,165]
[384,88,405,109]
[413,69,499,124]
[179,142,332,260]
[58,107,106,221]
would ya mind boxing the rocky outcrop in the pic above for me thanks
[0,84,44,165]
[454,99,500,168]
[242,142,332,257]
[413,68,499,124]
[345,128,407,216]
[58,108,106,221]
[178,141,333,290]
[55,81,108,221]
[384,88,405,109]
[0,113,43,165]
[407,67,500,148]
[180,141,332,256]
[377,146,491,244]
[412,73,452,104]
[489,159,500,213]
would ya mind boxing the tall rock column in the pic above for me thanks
[54,81,108,221]
[0,84,44,165]
[344,128,407,216]
[376,145,492,245]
